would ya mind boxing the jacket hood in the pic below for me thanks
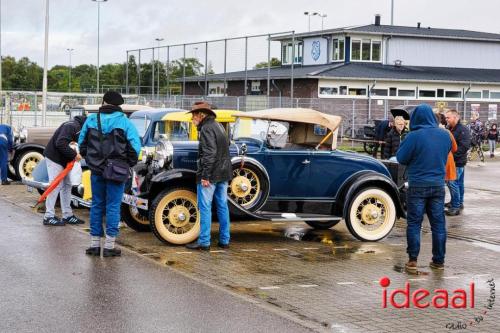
[409,104,438,131]
[99,104,123,114]
[73,115,86,127]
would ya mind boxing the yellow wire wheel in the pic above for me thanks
[17,151,44,180]
[346,188,396,241]
[129,206,149,225]
[229,167,261,208]
[150,188,200,245]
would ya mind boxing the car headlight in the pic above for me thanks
[153,139,173,169]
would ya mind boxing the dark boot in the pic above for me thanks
[445,208,460,216]
[103,248,122,257]
[186,242,210,251]
[1,180,11,185]
[85,247,100,256]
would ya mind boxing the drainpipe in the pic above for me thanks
[368,81,376,120]
[464,84,471,120]
[197,81,205,95]
[272,80,282,107]
[384,36,392,65]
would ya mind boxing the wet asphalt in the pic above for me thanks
[0,199,312,333]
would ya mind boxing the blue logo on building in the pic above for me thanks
[311,41,321,61]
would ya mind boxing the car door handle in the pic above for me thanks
[302,159,310,165]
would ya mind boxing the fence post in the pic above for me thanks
[166,46,170,97]
[182,44,186,95]
[223,39,227,97]
[290,31,295,107]
[125,51,129,94]
[236,97,240,111]
[137,50,141,95]
[204,41,208,97]
[267,34,271,107]
[34,94,38,127]
[352,99,356,148]
[244,37,248,96]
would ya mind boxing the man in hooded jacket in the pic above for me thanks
[43,116,86,226]
[397,104,452,271]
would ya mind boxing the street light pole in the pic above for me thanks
[66,48,74,92]
[42,0,50,127]
[319,13,327,30]
[303,11,318,32]
[92,0,107,94]
[155,37,163,99]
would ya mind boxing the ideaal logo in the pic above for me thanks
[379,276,475,309]
[379,276,496,330]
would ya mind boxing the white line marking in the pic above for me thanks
[389,243,404,246]
[242,249,259,252]
[442,276,460,279]
[333,246,349,249]
[142,253,160,256]
[210,250,225,253]
[175,251,193,254]
[337,282,356,285]
[297,284,319,288]
[273,248,289,251]
[473,274,490,278]
[408,278,427,281]
[259,286,280,290]
[303,247,319,250]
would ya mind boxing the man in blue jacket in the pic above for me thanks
[397,104,452,271]
[79,91,141,257]
[0,123,14,185]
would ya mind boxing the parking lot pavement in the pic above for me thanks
[1,161,499,332]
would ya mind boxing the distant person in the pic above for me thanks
[373,120,391,159]
[397,104,452,272]
[435,111,458,184]
[383,116,406,159]
[79,91,141,257]
[468,112,484,148]
[445,109,471,216]
[42,116,87,226]
[185,101,232,251]
[487,123,498,158]
[0,123,14,185]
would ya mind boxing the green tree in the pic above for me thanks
[253,57,281,69]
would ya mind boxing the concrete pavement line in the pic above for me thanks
[297,284,319,288]
[273,248,289,251]
[210,250,226,253]
[303,247,319,250]
[333,246,349,249]
[389,243,404,246]
[241,249,259,252]
[1,198,323,333]
[142,253,160,256]
[175,251,193,254]
[259,286,281,290]
[442,276,460,279]
[337,282,356,285]
[408,278,427,281]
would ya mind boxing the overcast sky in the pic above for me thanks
[2,0,500,70]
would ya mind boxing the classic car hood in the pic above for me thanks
[333,150,392,177]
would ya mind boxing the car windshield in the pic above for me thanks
[232,118,271,142]
[130,116,151,138]
[167,121,190,141]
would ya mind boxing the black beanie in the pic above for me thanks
[103,91,124,106]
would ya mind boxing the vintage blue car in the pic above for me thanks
[124,108,406,245]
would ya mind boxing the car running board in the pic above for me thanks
[227,197,342,222]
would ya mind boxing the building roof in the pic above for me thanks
[182,63,500,84]
[271,24,500,43]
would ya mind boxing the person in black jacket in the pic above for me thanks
[43,116,86,226]
[487,123,498,158]
[186,101,232,251]
[445,109,471,216]
[372,120,391,159]
[383,116,406,159]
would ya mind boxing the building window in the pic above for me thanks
[339,86,348,95]
[251,81,261,93]
[319,87,338,95]
[351,40,361,61]
[466,91,481,99]
[491,92,500,99]
[349,88,367,96]
[398,89,415,97]
[483,90,490,99]
[437,89,444,98]
[371,89,388,96]
[372,41,381,61]
[208,82,226,96]
[351,39,382,62]
[445,91,462,98]
[332,39,345,61]
[362,40,371,61]
[282,41,303,65]
[389,87,397,96]
[419,90,436,98]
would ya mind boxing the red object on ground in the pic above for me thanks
[36,160,76,205]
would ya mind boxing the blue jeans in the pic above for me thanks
[90,174,125,238]
[446,167,464,209]
[406,186,447,264]
[0,139,8,181]
[197,182,230,247]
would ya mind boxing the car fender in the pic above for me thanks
[148,168,197,199]
[337,171,405,219]
[230,156,270,181]
[12,143,46,160]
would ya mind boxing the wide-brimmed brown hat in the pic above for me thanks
[186,101,216,118]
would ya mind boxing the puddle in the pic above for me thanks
[393,264,430,276]
[471,241,500,253]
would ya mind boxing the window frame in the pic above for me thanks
[331,38,345,62]
[349,38,383,63]
[281,41,304,65]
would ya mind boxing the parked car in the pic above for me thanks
[12,104,151,180]
[123,108,407,245]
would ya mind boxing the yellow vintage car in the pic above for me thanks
[79,109,239,212]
